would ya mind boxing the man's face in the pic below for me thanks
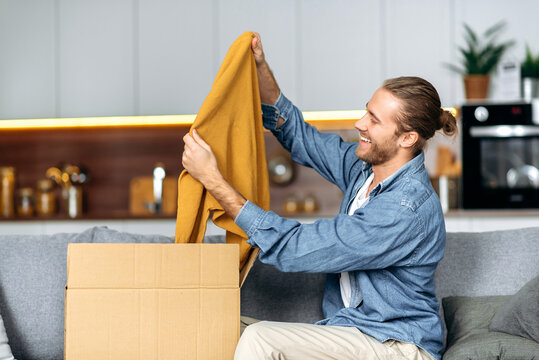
[354,87,402,165]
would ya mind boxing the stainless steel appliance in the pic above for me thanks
[462,101,539,208]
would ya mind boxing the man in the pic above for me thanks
[182,33,457,360]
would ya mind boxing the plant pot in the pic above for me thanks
[522,77,539,101]
[463,75,490,100]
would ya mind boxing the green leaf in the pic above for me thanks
[463,23,478,48]
[521,44,539,78]
[483,21,507,39]
[445,20,514,75]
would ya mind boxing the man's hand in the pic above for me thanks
[250,32,280,106]
[251,32,265,66]
[182,129,221,187]
[181,129,247,219]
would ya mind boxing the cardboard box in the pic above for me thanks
[65,243,240,360]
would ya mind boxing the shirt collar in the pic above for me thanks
[361,151,425,195]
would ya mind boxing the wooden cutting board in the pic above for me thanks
[129,176,177,215]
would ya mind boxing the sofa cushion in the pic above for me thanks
[442,331,539,360]
[435,227,539,301]
[0,226,174,360]
[442,296,539,360]
[434,227,539,348]
[489,275,539,342]
[240,260,325,323]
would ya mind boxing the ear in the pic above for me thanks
[399,131,419,149]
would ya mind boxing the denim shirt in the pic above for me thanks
[235,93,445,360]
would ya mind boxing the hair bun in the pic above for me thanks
[440,110,457,136]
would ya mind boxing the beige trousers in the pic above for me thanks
[236,317,434,360]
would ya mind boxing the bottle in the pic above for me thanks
[36,179,56,216]
[17,187,35,217]
[66,185,82,218]
[0,167,15,218]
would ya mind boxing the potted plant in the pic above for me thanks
[521,45,539,101]
[446,21,515,100]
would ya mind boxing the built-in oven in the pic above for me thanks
[462,101,539,208]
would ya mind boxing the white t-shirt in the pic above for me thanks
[340,173,374,308]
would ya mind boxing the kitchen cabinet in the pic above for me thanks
[0,0,56,119]
[218,0,299,104]
[297,0,383,111]
[2,0,539,119]
[58,0,135,117]
[138,0,215,115]
[384,0,452,100]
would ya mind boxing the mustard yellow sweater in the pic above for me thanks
[175,31,270,275]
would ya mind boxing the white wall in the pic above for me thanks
[1,0,538,118]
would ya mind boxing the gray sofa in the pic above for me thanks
[0,226,538,359]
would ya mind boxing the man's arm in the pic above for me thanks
[234,199,432,274]
[251,32,284,128]
[182,132,432,274]
[182,129,246,219]
[251,34,359,192]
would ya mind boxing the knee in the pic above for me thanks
[238,321,268,346]
[234,321,271,360]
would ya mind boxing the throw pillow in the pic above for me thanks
[443,295,508,347]
[442,296,539,360]
[0,312,15,360]
[489,275,539,342]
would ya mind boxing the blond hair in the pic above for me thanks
[383,76,457,154]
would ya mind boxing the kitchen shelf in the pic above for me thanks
[0,212,176,221]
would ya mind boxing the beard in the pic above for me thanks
[356,133,400,165]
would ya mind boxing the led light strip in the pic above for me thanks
[0,114,196,130]
[0,108,457,130]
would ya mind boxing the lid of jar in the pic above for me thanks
[0,166,15,175]
[37,179,54,190]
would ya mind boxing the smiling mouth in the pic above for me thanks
[359,135,372,143]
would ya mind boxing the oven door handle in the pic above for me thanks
[470,125,539,138]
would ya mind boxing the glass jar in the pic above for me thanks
[283,195,301,214]
[36,179,56,216]
[302,194,319,213]
[0,166,15,218]
[17,187,35,217]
